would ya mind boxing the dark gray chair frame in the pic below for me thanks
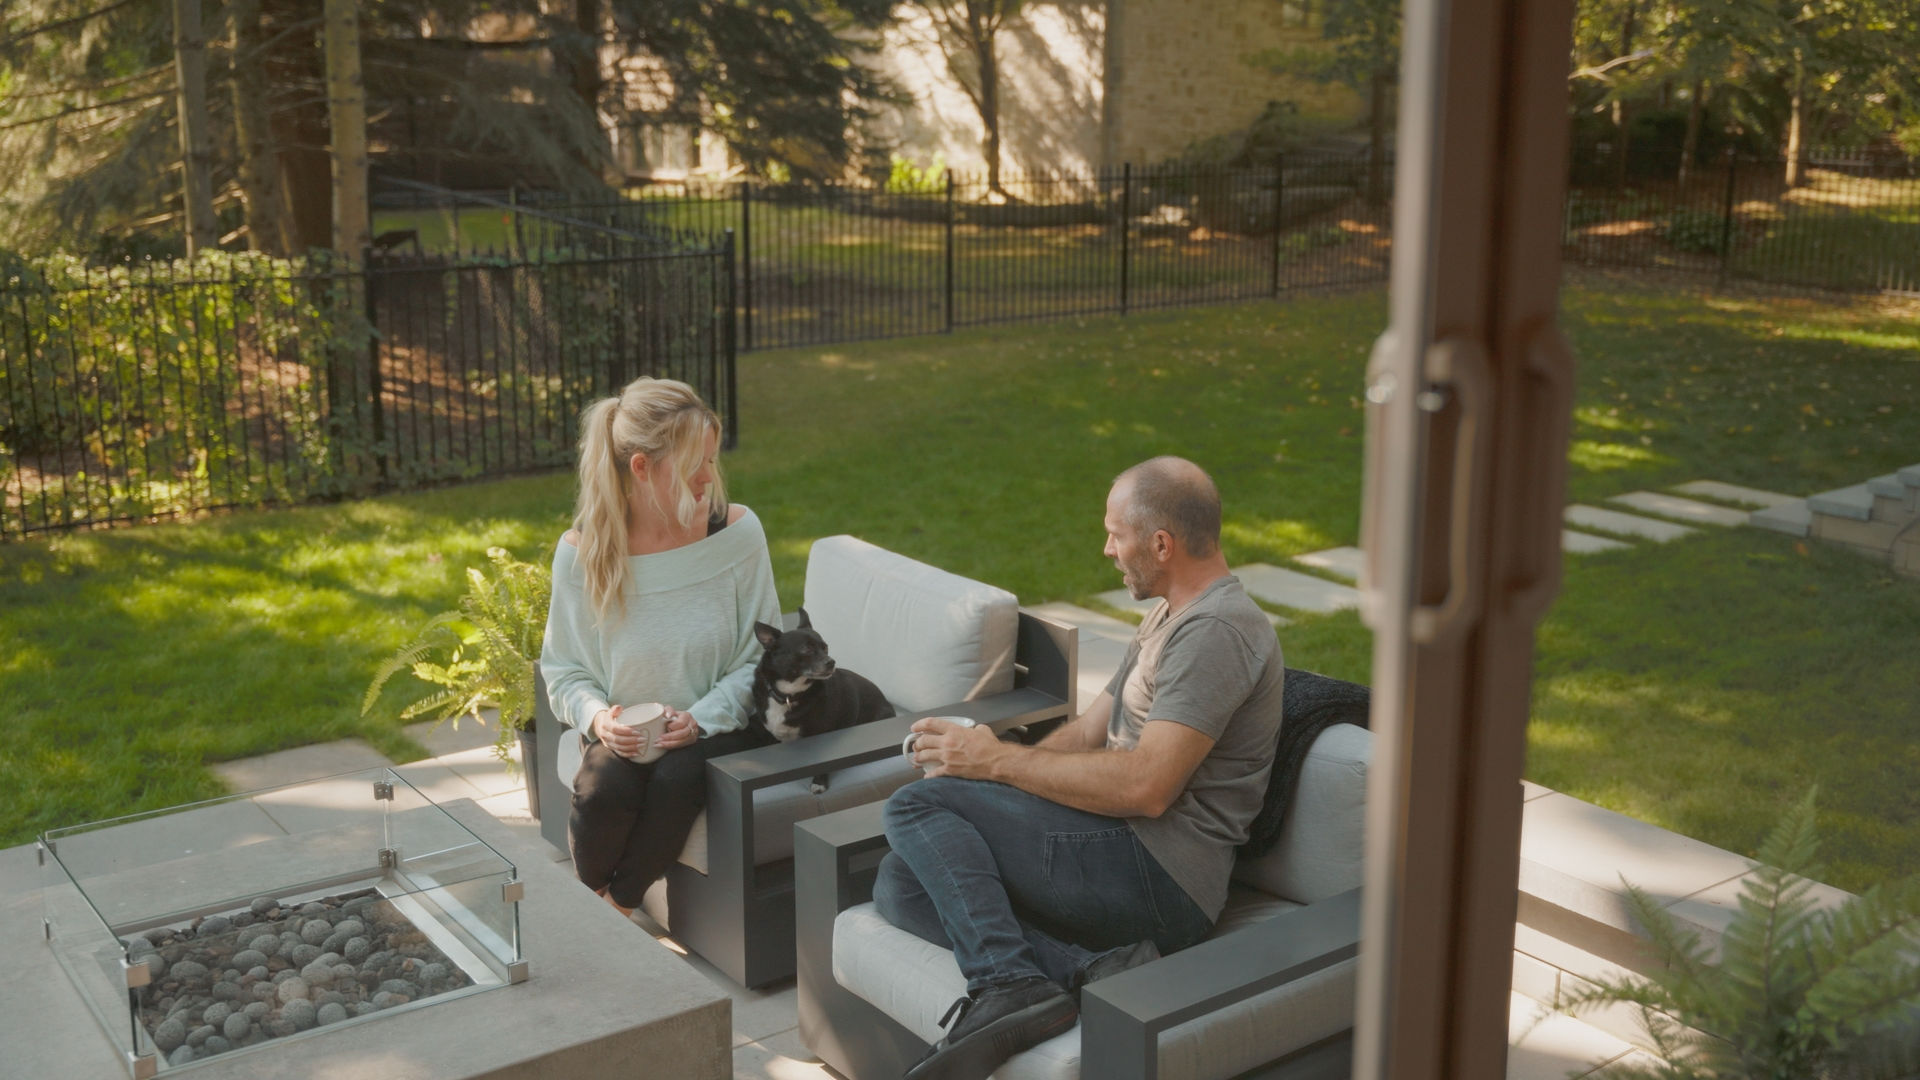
[534,609,1076,988]
[795,800,1362,1080]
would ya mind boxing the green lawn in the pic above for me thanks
[3,283,1916,892]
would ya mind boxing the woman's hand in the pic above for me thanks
[591,706,643,758]
[656,707,699,752]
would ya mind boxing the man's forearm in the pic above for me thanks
[988,744,1160,818]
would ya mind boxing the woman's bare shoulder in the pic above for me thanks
[561,529,580,548]
[726,504,747,526]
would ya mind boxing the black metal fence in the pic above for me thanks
[374,157,1398,351]
[0,237,734,539]
[1563,143,1920,294]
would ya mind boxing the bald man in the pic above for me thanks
[878,456,1288,1080]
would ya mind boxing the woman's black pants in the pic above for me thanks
[569,728,773,909]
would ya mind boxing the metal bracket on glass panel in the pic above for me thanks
[43,918,51,941]
[127,1050,158,1080]
[37,840,46,865]
[373,779,395,801]
[378,847,400,869]
[501,879,524,904]
[123,956,152,989]
[507,960,530,984]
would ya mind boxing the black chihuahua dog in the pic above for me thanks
[750,609,894,794]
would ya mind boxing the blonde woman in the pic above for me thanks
[540,377,779,914]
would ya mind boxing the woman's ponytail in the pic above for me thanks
[574,396,631,624]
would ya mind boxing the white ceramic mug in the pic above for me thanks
[613,703,670,764]
[902,715,979,766]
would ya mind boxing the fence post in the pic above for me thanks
[363,250,386,485]
[740,182,754,352]
[945,172,956,334]
[1120,163,1132,316]
[722,228,739,450]
[1270,156,1286,298]
[1717,146,1738,288]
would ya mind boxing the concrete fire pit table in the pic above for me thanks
[2,792,729,1080]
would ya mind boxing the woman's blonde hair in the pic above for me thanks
[573,377,728,623]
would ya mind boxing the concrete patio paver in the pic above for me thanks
[1562,529,1632,555]
[1293,545,1364,582]
[1229,563,1361,614]
[1749,500,1812,536]
[209,737,392,792]
[1670,480,1800,509]
[1607,491,1750,527]
[1026,601,1140,643]
[1092,588,1290,628]
[1507,993,1637,1079]
[1563,505,1698,544]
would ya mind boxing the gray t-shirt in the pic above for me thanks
[1105,575,1286,920]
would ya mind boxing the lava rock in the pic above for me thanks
[266,1018,296,1038]
[245,966,269,982]
[202,1003,232,1029]
[299,902,328,919]
[231,911,256,929]
[275,977,310,1003]
[246,934,280,958]
[170,960,209,984]
[371,991,407,1010]
[314,990,347,1009]
[143,953,169,980]
[144,927,174,946]
[280,998,317,1031]
[151,1018,187,1052]
[244,1001,270,1022]
[203,1035,231,1055]
[333,918,365,940]
[248,897,280,917]
[125,936,155,958]
[419,962,447,986]
[343,937,371,963]
[187,1024,213,1048]
[316,1002,349,1026]
[168,1046,196,1066]
[222,1013,251,1041]
[300,959,336,986]
[232,948,269,970]
[271,970,298,986]
[376,979,415,998]
[199,915,232,936]
[290,944,322,967]
[351,1002,376,1017]
[299,919,332,946]
[211,980,242,1002]
[249,982,279,1004]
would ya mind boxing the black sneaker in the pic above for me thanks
[1073,939,1161,998]
[904,975,1078,1080]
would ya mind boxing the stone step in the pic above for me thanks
[1563,529,1632,555]
[1901,464,1920,489]
[1092,589,1290,628]
[1749,501,1812,537]
[1670,480,1800,509]
[1230,564,1362,614]
[1563,505,1698,543]
[1025,602,1139,645]
[1806,483,1873,522]
[1867,473,1907,500]
[1292,546,1364,583]
[1606,491,1748,528]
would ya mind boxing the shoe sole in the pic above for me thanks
[905,996,1079,1080]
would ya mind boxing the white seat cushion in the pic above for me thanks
[833,882,1355,1080]
[1231,723,1371,904]
[675,756,919,874]
[802,535,1018,712]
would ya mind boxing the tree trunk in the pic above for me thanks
[1784,50,1807,187]
[570,0,610,178]
[324,0,369,260]
[171,0,218,255]
[1677,79,1704,190]
[1610,0,1636,189]
[229,0,288,256]
[1367,66,1389,205]
[977,33,1003,196]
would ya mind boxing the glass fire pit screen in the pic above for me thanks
[39,768,528,1078]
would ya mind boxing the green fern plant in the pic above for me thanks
[1557,789,1920,1079]
[362,547,551,766]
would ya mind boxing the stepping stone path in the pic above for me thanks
[1606,491,1751,528]
[1564,505,1698,543]
[1230,564,1361,614]
[1561,530,1632,554]
[1670,481,1800,509]
[1093,589,1292,627]
[1293,546,1363,583]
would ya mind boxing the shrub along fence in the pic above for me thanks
[0,235,734,539]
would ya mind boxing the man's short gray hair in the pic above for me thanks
[1115,456,1221,557]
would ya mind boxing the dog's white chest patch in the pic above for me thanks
[764,697,801,742]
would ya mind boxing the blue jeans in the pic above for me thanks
[877,777,1212,996]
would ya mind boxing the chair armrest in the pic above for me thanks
[1079,887,1362,1080]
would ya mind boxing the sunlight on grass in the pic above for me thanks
[1221,519,1336,558]
[1567,439,1662,472]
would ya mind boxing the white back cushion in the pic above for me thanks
[1231,724,1372,904]
[802,536,1018,712]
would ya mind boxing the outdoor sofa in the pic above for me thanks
[796,678,1372,1080]
[532,534,1077,987]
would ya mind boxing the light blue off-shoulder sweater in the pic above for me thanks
[539,505,779,743]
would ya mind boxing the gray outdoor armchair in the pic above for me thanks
[532,535,1077,988]
[795,711,1372,1080]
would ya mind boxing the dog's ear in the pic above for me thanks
[797,607,812,629]
[753,621,781,649]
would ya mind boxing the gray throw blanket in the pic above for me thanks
[1239,668,1372,858]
